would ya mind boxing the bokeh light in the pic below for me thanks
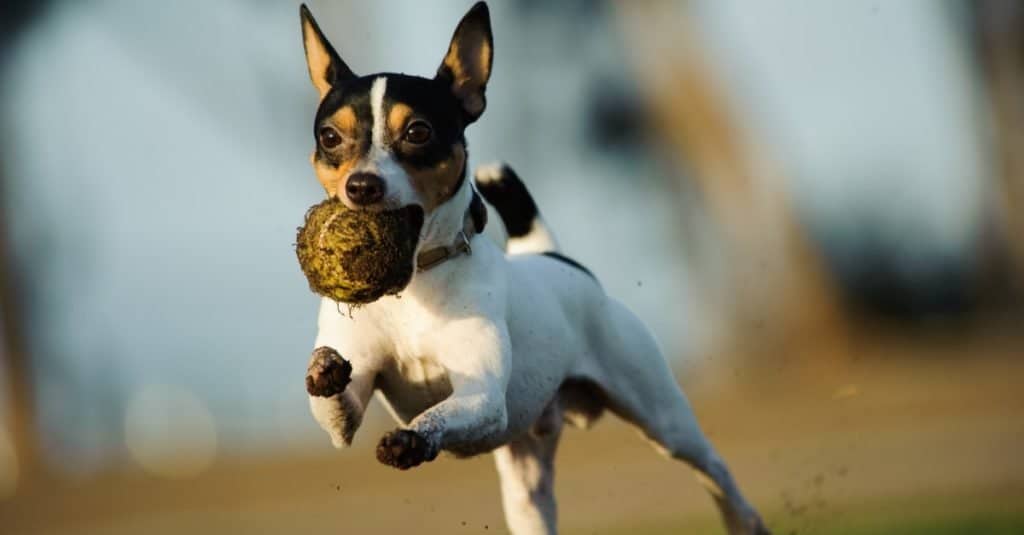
[123,384,217,480]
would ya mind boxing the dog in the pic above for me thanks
[297,3,769,534]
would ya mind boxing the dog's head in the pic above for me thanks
[299,2,492,215]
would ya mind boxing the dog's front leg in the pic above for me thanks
[376,319,510,470]
[306,346,377,448]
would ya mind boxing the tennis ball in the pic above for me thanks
[296,200,424,304]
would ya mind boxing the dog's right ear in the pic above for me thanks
[300,4,356,97]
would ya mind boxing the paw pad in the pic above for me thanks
[375,429,435,470]
[305,346,352,397]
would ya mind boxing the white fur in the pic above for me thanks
[505,217,558,255]
[369,76,387,150]
[473,162,506,184]
[363,152,419,208]
[306,174,767,534]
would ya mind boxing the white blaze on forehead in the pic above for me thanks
[361,75,418,206]
[370,76,388,150]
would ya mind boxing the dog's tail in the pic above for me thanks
[474,162,559,255]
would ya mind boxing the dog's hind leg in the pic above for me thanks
[591,300,769,535]
[493,400,562,535]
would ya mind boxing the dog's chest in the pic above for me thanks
[346,283,470,423]
[376,354,453,424]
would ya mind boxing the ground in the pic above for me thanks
[1,330,1022,534]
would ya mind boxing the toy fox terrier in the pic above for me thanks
[298,3,768,533]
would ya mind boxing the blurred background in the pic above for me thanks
[1,1,1022,533]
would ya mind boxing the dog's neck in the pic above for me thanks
[417,179,475,256]
[390,180,480,302]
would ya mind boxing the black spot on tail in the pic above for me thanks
[541,252,597,282]
[475,165,538,238]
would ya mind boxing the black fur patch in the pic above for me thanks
[382,74,467,169]
[469,189,488,233]
[475,166,538,238]
[541,252,597,282]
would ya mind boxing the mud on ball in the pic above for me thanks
[296,199,424,304]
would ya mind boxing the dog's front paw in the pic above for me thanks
[306,346,352,397]
[375,429,436,470]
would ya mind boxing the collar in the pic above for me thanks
[415,191,487,272]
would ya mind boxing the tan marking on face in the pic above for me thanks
[402,143,466,212]
[387,103,414,143]
[309,106,363,197]
[312,153,358,198]
[330,106,358,137]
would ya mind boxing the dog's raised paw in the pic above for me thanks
[306,346,352,397]
[375,429,435,470]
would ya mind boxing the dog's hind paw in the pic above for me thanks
[736,513,771,535]
[306,346,352,397]
[375,429,436,470]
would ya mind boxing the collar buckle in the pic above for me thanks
[415,222,475,273]
[455,230,472,255]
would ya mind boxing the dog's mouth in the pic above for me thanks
[296,200,425,305]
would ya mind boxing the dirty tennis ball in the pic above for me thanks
[296,199,424,305]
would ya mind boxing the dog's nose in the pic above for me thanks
[345,172,386,206]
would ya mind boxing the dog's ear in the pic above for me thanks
[300,4,356,97]
[436,2,493,124]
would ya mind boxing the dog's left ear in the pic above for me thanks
[436,2,493,124]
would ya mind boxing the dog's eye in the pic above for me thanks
[319,126,342,149]
[403,121,432,145]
